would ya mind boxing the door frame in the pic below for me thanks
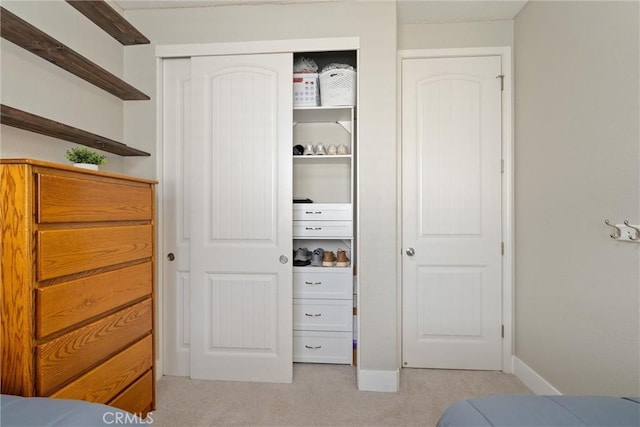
[397,47,514,373]
[155,37,360,380]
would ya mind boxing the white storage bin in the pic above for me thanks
[293,221,352,238]
[320,68,356,106]
[293,271,352,299]
[294,299,353,331]
[293,203,352,221]
[293,331,352,364]
[293,72,319,107]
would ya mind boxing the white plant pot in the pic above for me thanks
[73,163,99,171]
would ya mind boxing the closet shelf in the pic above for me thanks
[66,1,150,46]
[1,105,150,157]
[0,6,150,100]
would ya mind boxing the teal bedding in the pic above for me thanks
[1,394,144,426]
[437,395,640,427]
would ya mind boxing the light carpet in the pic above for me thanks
[150,364,531,426]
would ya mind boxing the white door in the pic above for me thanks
[190,53,293,382]
[162,57,191,376]
[402,56,503,370]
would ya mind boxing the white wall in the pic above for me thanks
[123,1,399,386]
[398,20,513,50]
[0,0,126,173]
[514,0,639,395]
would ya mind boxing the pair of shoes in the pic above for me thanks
[310,248,324,266]
[325,145,350,155]
[303,144,326,155]
[322,250,336,267]
[293,248,311,266]
[321,249,350,267]
[336,249,350,267]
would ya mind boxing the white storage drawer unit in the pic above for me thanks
[293,271,352,299]
[293,203,352,221]
[293,331,353,364]
[294,299,352,331]
[292,267,352,364]
[292,100,356,366]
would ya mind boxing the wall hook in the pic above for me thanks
[604,219,621,239]
[623,220,640,240]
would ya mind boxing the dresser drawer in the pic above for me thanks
[109,369,154,416]
[293,221,352,238]
[37,225,152,280]
[294,299,352,331]
[50,335,152,403]
[36,173,152,223]
[293,271,352,299]
[293,331,352,364]
[36,262,152,338]
[36,299,152,395]
[293,204,352,221]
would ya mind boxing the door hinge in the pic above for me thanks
[501,242,504,255]
[501,159,504,173]
[501,325,505,338]
[496,74,504,91]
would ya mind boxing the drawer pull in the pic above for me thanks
[305,345,322,349]
[305,227,322,230]
[305,211,323,214]
[304,313,322,317]
[305,281,322,285]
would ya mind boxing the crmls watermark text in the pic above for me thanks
[103,411,153,424]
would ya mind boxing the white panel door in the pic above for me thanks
[190,53,293,383]
[402,56,503,370]
[162,58,192,376]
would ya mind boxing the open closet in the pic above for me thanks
[160,38,359,383]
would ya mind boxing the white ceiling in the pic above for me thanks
[113,0,528,24]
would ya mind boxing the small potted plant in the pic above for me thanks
[65,146,107,170]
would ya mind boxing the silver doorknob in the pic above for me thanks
[406,248,415,256]
[167,253,175,261]
[279,255,288,264]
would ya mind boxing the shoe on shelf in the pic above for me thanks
[303,144,315,155]
[293,144,304,155]
[322,250,336,267]
[310,248,325,266]
[337,144,349,155]
[315,143,326,155]
[336,249,350,267]
[327,145,338,155]
[294,248,311,266]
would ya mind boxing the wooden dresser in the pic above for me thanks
[1,159,156,417]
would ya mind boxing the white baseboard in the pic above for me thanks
[357,368,399,392]
[155,358,163,381]
[512,356,561,395]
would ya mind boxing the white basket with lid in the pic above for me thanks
[319,68,356,106]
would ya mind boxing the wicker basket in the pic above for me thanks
[319,68,356,106]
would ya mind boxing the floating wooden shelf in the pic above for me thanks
[0,6,150,100]
[66,1,150,46]
[1,105,150,157]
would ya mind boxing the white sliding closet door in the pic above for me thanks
[190,53,293,383]
[162,58,192,376]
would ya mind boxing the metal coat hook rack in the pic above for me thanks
[604,219,640,242]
